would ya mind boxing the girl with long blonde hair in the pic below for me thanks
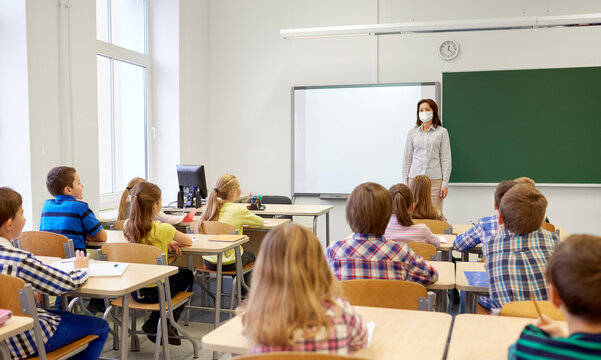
[118,177,184,225]
[124,182,193,345]
[410,175,447,222]
[242,223,367,354]
[200,174,263,273]
[385,183,440,247]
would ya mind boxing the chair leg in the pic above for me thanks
[130,309,140,352]
[112,307,120,351]
[184,296,191,326]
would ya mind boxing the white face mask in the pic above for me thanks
[419,111,434,123]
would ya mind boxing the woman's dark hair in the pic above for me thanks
[416,99,442,128]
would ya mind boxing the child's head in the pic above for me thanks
[118,177,146,220]
[409,175,438,219]
[123,182,162,244]
[0,187,26,241]
[46,166,83,199]
[200,174,240,222]
[346,182,391,236]
[389,183,414,227]
[546,234,601,323]
[499,184,547,234]
[514,176,536,186]
[242,223,340,346]
[494,180,517,210]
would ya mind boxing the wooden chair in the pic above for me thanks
[111,220,125,230]
[0,274,98,360]
[15,231,74,258]
[341,279,431,310]
[100,243,197,355]
[412,219,450,234]
[236,353,363,360]
[407,242,438,260]
[500,300,566,321]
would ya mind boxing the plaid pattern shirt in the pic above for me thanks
[484,227,559,314]
[252,297,367,354]
[0,244,88,359]
[326,233,438,285]
[453,214,499,252]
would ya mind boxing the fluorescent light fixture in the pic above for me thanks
[280,13,601,39]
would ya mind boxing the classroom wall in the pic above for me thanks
[180,0,601,243]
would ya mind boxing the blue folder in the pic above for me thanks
[464,271,490,287]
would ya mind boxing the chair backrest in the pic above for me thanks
[198,220,236,235]
[541,222,556,233]
[17,231,73,258]
[0,274,27,316]
[500,300,566,321]
[254,195,293,220]
[235,353,360,360]
[340,279,427,310]
[407,242,437,260]
[112,220,126,230]
[412,219,449,234]
[101,242,162,265]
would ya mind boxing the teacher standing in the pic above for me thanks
[402,98,452,212]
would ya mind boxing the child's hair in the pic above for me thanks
[199,174,240,222]
[389,183,414,227]
[494,180,517,208]
[123,182,161,244]
[499,184,547,234]
[514,176,536,186]
[46,166,77,196]
[346,182,391,236]
[409,175,439,220]
[416,99,442,128]
[242,223,341,346]
[0,187,22,227]
[546,234,601,322]
[118,177,146,220]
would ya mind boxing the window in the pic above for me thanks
[96,0,149,203]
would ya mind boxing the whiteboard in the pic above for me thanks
[293,83,439,196]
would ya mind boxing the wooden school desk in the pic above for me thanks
[446,314,569,360]
[455,262,488,313]
[451,224,473,235]
[0,316,34,359]
[202,305,452,359]
[243,218,290,255]
[426,261,455,312]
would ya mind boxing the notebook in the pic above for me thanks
[50,259,129,277]
[208,234,246,242]
[437,235,448,243]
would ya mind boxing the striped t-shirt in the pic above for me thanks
[384,216,441,248]
[509,324,601,360]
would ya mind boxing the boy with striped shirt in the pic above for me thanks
[509,234,601,359]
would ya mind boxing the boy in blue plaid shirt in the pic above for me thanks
[483,183,559,315]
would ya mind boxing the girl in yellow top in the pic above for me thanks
[200,174,264,271]
[123,181,193,345]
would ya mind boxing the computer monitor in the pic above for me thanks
[176,165,207,208]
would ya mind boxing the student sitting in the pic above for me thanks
[484,184,559,315]
[508,234,601,359]
[453,179,517,252]
[409,175,447,222]
[385,183,440,248]
[124,182,194,345]
[326,182,437,285]
[117,177,186,225]
[242,223,367,354]
[39,166,107,312]
[0,187,109,360]
[199,174,263,272]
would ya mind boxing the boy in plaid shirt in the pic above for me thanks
[484,183,559,315]
[326,182,437,285]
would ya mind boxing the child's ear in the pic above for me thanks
[63,185,72,196]
[498,213,504,225]
[548,283,563,309]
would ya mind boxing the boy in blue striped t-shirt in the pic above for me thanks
[509,234,601,359]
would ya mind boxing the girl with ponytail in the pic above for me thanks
[123,182,193,345]
[200,174,263,274]
[384,183,441,248]
[118,177,185,225]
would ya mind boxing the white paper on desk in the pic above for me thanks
[438,236,448,244]
[366,321,375,347]
[49,260,128,277]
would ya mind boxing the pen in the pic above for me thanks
[530,293,548,325]
[114,264,119,267]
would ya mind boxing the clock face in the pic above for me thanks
[439,40,459,60]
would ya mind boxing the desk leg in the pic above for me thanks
[120,294,130,360]
[461,252,470,262]
[234,246,242,307]
[325,212,330,247]
[157,280,170,360]
[214,254,223,329]
[312,215,318,235]
[435,290,448,312]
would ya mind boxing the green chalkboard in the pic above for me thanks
[443,67,601,184]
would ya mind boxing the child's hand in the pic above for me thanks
[168,241,185,255]
[73,250,90,269]
[536,314,565,338]
[33,290,44,305]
